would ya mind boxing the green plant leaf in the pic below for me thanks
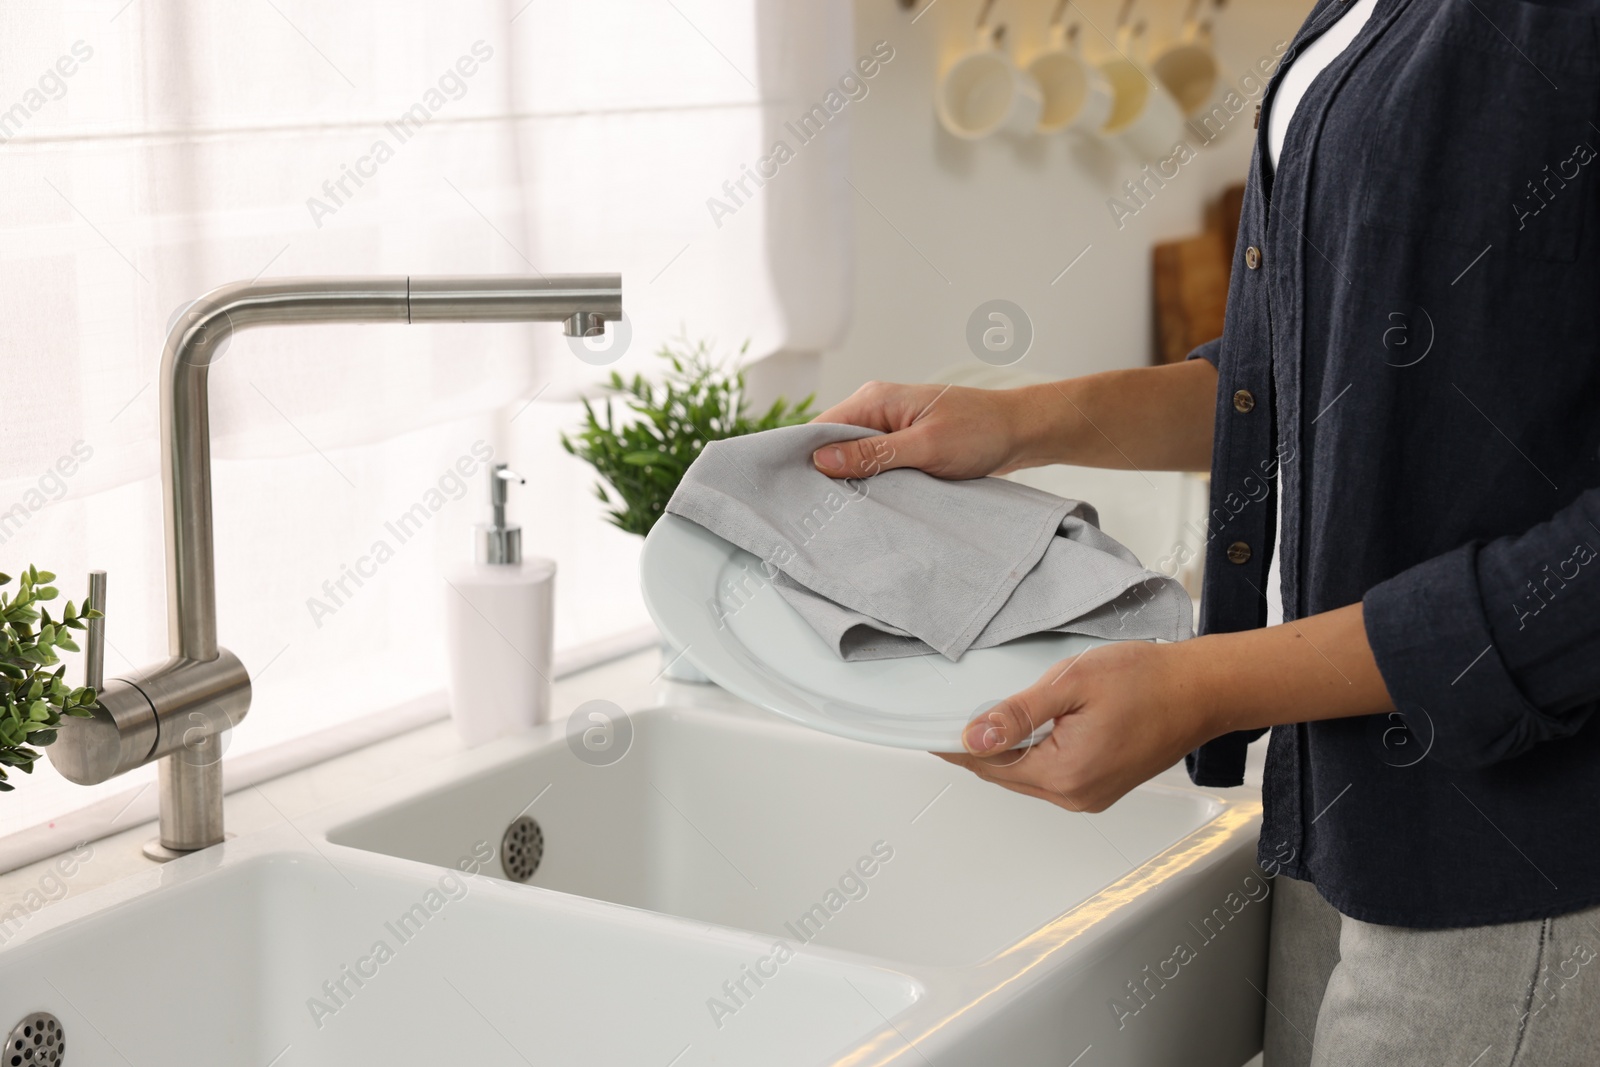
[0,565,98,796]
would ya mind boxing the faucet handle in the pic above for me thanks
[52,568,163,787]
[84,570,106,693]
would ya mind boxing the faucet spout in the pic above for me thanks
[54,273,622,858]
[161,274,621,662]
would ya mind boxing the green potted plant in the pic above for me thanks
[1,567,102,791]
[562,338,813,680]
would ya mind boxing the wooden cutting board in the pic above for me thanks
[1152,184,1244,364]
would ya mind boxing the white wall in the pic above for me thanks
[822,0,1309,400]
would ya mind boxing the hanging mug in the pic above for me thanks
[935,7,1043,140]
[1026,22,1114,135]
[1151,13,1223,119]
[1096,19,1187,159]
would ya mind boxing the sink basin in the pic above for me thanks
[1,696,1268,1066]
[0,829,919,1066]
[317,701,1269,1065]
[328,706,1219,968]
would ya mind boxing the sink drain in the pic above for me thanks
[501,815,544,883]
[7,1012,64,1066]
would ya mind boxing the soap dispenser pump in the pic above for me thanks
[444,462,556,746]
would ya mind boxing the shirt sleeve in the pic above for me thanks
[1185,337,1223,367]
[1362,487,1600,769]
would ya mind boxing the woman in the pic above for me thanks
[811,0,1600,1062]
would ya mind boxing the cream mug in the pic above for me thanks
[1151,17,1222,119]
[936,23,1044,140]
[1026,23,1114,135]
[1097,21,1187,159]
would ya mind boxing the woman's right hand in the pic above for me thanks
[810,381,1039,481]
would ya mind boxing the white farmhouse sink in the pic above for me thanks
[329,706,1212,967]
[0,827,919,1066]
[318,702,1269,1066]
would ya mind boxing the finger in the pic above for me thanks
[961,686,1054,756]
[962,649,1094,756]
[939,750,1075,806]
[810,428,925,479]
[811,381,901,431]
[948,743,1101,811]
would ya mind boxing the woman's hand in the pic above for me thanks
[810,360,1221,480]
[939,603,1396,812]
[809,381,1041,480]
[939,640,1219,813]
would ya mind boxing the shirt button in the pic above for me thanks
[1232,389,1256,414]
[1245,246,1262,270]
[1227,541,1252,565]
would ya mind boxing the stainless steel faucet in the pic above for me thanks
[49,274,622,860]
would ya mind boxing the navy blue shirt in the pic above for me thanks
[1187,0,1600,926]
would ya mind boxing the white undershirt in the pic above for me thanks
[1262,0,1377,627]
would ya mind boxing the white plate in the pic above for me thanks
[640,513,1115,751]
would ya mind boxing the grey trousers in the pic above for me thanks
[1263,876,1600,1066]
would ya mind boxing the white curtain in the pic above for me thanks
[0,0,853,846]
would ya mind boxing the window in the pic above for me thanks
[0,0,851,856]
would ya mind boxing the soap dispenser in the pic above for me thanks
[444,463,556,747]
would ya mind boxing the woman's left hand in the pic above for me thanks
[937,639,1220,813]
[939,602,1396,811]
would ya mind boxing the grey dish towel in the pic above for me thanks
[664,423,1194,661]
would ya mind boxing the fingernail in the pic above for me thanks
[814,446,844,472]
[964,719,1003,753]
